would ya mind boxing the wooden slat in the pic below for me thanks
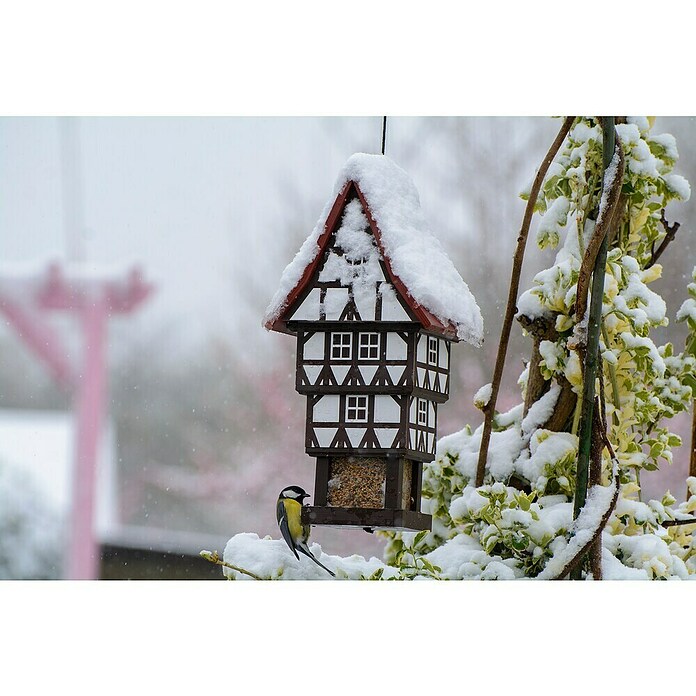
[313,457,330,506]
[384,454,403,510]
[411,461,423,513]
[288,320,419,332]
[305,445,434,463]
[302,506,432,532]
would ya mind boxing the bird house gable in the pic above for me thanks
[265,180,457,337]
[292,181,419,327]
[263,154,483,345]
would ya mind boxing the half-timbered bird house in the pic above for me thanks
[264,153,483,531]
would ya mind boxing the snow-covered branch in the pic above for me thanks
[573,139,625,330]
[536,458,620,580]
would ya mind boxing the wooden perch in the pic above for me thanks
[200,550,263,580]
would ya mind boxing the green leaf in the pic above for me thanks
[414,530,429,546]
[650,442,664,458]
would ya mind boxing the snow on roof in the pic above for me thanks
[263,153,483,345]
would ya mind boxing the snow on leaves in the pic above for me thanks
[224,119,695,581]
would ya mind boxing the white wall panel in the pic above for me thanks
[353,285,376,321]
[303,365,321,385]
[375,428,398,448]
[313,428,334,448]
[332,365,349,384]
[289,288,321,321]
[313,395,340,423]
[373,395,400,423]
[387,365,404,385]
[439,340,448,369]
[359,365,378,385]
[346,428,366,447]
[323,288,349,320]
[385,333,408,361]
[303,332,325,360]
[379,283,410,321]
[416,335,427,363]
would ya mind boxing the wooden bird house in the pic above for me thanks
[264,153,483,531]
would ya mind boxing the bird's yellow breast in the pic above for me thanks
[284,498,306,542]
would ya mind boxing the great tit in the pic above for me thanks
[277,485,335,577]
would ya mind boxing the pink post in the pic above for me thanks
[1,263,152,579]
[66,300,107,580]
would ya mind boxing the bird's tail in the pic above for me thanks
[297,542,335,577]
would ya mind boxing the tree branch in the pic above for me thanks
[200,549,263,580]
[571,119,618,580]
[690,404,696,501]
[661,517,696,528]
[574,141,625,326]
[474,116,576,487]
[589,353,612,580]
[549,457,620,581]
[646,210,681,269]
[518,315,558,417]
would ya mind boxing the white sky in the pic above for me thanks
[0,118,419,355]
[1,116,498,363]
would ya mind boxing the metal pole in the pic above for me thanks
[570,116,615,579]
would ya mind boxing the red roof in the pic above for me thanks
[266,180,459,340]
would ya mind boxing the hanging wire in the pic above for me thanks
[381,116,387,155]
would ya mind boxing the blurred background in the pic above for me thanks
[0,116,693,579]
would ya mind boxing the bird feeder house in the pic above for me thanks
[264,153,483,532]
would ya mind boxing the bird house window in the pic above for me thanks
[331,332,352,360]
[358,332,380,360]
[417,398,428,425]
[428,336,438,365]
[346,395,368,422]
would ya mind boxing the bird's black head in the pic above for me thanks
[279,485,310,502]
